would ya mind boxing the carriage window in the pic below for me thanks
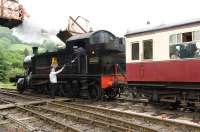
[170,43,198,59]
[177,33,181,43]
[194,31,200,41]
[131,43,139,60]
[182,32,192,42]
[169,34,181,44]
[143,39,153,60]
[169,31,200,59]
[169,34,177,44]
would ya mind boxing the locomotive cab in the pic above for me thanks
[66,30,125,74]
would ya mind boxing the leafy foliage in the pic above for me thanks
[0,27,57,83]
[0,27,30,82]
[0,43,24,82]
[0,50,8,81]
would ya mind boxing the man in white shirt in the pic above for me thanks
[49,64,66,98]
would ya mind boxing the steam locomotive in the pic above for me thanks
[17,30,126,100]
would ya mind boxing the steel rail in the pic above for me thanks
[0,88,17,92]
[17,106,81,132]
[0,89,70,102]
[0,98,12,104]
[55,101,200,132]
[49,102,157,132]
[29,105,129,132]
[0,113,38,132]
[0,99,70,111]
[0,91,39,101]
[0,100,47,111]
[115,98,149,103]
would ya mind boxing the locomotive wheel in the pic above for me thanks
[88,84,102,100]
[105,88,117,99]
[17,78,25,94]
[64,82,74,98]
[71,80,80,97]
[43,84,49,95]
[31,86,37,94]
[37,86,43,94]
[57,84,66,97]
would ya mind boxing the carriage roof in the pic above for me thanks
[126,18,200,36]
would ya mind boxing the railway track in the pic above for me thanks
[0,88,200,131]
[0,91,38,103]
[0,88,49,100]
[0,90,155,131]
[114,93,200,124]
[53,100,200,132]
[0,102,73,131]
[0,89,77,131]
[0,89,132,131]
[19,105,128,132]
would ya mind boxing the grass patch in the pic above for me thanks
[0,82,16,89]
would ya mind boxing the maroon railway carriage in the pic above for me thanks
[125,19,200,106]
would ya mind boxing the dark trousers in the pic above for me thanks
[49,83,57,99]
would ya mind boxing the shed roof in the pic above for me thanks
[125,18,200,36]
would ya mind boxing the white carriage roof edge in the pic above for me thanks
[125,18,200,36]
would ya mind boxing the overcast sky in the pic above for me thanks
[18,0,200,37]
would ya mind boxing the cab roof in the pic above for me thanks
[66,30,116,44]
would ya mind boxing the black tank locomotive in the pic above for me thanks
[18,30,126,100]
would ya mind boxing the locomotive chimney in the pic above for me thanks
[32,47,38,55]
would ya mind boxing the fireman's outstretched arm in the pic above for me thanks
[54,64,66,74]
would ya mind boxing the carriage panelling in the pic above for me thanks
[126,22,200,83]
[127,59,200,82]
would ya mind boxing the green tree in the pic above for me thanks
[0,27,25,82]
[0,50,8,82]
[0,37,12,49]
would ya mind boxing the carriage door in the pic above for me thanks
[131,42,142,80]
[141,39,153,80]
